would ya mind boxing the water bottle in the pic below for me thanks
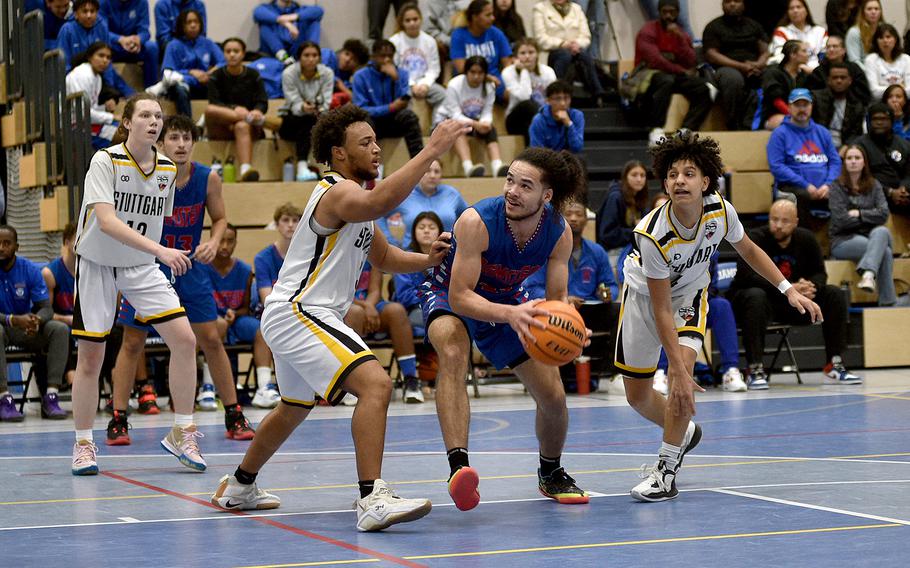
[282,158,294,182]
[222,156,236,183]
[210,158,223,178]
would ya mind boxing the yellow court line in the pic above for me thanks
[0,494,166,506]
[861,393,910,402]
[236,524,902,567]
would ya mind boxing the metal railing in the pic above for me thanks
[22,9,45,142]
[43,50,66,186]
[2,0,28,102]
[62,93,91,220]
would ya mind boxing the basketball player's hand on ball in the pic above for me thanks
[507,299,550,348]
[157,246,193,276]
[427,232,452,266]
[784,288,823,323]
[427,119,472,156]
[668,366,704,417]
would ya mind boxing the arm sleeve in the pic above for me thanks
[449,28,466,60]
[567,109,585,154]
[422,33,441,85]
[353,72,392,117]
[253,4,280,25]
[254,253,272,292]
[396,69,411,100]
[528,115,546,147]
[29,265,50,304]
[829,183,863,231]
[281,67,304,115]
[572,6,590,50]
[494,27,512,59]
[860,182,891,226]
[480,85,495,124]
[211,42,226,69]
[252,71,269,112]
[822,130,842,186]
[82,151,116,206]
[392,273,420,309]
[846,28,864,64]
[597,194,633,249]
[34,298,54,324]
[503,66,531,102]
[207,70,226,105]
[154,3,173,44]
[137,1,151,44]
[532,6,561,51]
[444,79,470,123]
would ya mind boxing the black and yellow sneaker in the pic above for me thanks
[105,410,131,446]
[538,467,589,504]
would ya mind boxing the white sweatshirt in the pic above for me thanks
[769,23,828,70]
[65,62,114,126]
[864,53,910,100]
[501,63,557,115]
[433,74,494,126]
[390,30,441,87]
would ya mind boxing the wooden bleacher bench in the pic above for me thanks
[826,258,910,304]
[663,95,726,132]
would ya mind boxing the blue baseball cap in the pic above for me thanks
[788,88,813,103]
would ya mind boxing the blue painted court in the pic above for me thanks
[1,370,908,567]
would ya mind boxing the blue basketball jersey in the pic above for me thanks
[47,257,75,315]
[161,162,209,252]
[203,259,252,316]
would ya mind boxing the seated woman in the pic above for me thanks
[596,160,649,266]
[502,38,556,143]
[864,24,910,101]
[253,0,324,65]
[389,3,447,119]
[829,144,896,306]
[450,0,513,100]
[883,85,910,140]
[768,0,827,72]
[205,37,269,182]
[845,0,884,68]
[492,0,526,44]
[761,40,810,130]
[65,41,119,150]
[279,41,333,181]
[393,211,445,330]
[433,55,506,177]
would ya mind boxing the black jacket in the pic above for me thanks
[805,59,871,106]
[848,133,910,192]
[810,89,865,145]
[760,64,806,126]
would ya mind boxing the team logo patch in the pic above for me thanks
[157,175,169,192]
[704,220,717,239]
[678,306,696,322]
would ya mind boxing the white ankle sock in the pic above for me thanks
[240,163,252,176]
[256,366,272,388]
[46,386,59,395]
[659,441,682,470]
[175,414,194,428]
[462,160,474,176]
[491,159,502,173]
[75,430,93,442]
[201,363,214,386]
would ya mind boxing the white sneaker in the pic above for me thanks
[355,479,432,531]
[857,271,875,293]
[403,383,424,404]
[722,367,747,392]
[631,459,678,502]
[212,474,280,510]
[296,163,318,182]
[196,384,217,411]
[160,424,206,471]
[145,80,167,96]
[72,440,99,476]
[252,383,281,409]
[652,369,668,395]
[606,374,626,396]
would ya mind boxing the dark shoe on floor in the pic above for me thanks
[0,394,24,422]
[538,467,589,504]
[137,384,160,415]
[106,410,132,446]
[225,405,255,440]
[41,392,67,419]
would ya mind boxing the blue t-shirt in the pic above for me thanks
[162,36,225,88]
[376,184,469,249]
[162,162,209,253]
[522,238,618,301]
[254,244,284,294]
[0,257,49,315]
[202,259,253,316]
[100,0,152,43]
[47,257,75,316]
[449,25,512,77]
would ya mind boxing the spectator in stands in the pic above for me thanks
[353,39,425,160]
[65,41,120,150]
[884,85,910,140]
[367,0,405,43]
[450,0,512,99]
[502,38,555,143]
[389,3,447,119]
[248,55,286,99]
[394,211,445,328]
[768,0,827,71]
[58,0,135,97]
[205,38,268,183]
[845,0,883,68]
[154,0,206,56]
[811,62,866,147]
[703,0,769,130]
[253,0,324,66]
[255,203,301,305]
[529,80,584,154]
[204,224,280,409]
[41,223,78,389]
[151,8,224,118]
[324,38,369,108]
[729,198,861,388]
[377,159,468,248]
[640,0,693,39]
[532,0,606,106]
[806,34,871,105]
[27,0,70,51]
[767,88,841,225]
[596,160,649,257]
[423,0,471,61]
[0,225,69,422]
[850,103,910,216]
[634,0,713,141]
[826,0,859,39]
[761,40,810,130]
[279,41,333,182]
[829,144,896,305]
[492,0,525,44]
[100,0,159,88]
[435,55,506,176]
[864,24,910,100]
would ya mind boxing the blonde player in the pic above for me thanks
[210,105,469,532]
[70,93,203,476]
[617,131,821,501]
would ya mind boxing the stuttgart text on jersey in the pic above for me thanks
[114,191,167,216]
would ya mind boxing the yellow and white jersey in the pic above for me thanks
[75,143,177,267]
[623,194,745,297]
[266,172,373,316]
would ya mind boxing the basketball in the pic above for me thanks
[526,301,586,366]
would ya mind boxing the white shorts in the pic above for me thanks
[72,257,185,342]
[261,302,377,408]
[614,283,709,379]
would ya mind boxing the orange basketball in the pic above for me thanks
[526,300,586,366]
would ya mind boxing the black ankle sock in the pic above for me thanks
[358,480,375,499]
[447,447,470,476]
[539,454,561,478]
[234,467,257,485]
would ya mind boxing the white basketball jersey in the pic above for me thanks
[266,172,373,316]
[623,194,745,297]
[75,144,177,267]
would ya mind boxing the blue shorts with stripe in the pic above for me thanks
[119,262,217,328]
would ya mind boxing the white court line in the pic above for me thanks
[3,479,910,532]
[117,517,140,523]
[712,488,910,526]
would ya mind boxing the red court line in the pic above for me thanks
[101,471,427,568]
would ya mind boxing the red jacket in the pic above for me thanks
[634,20,695,76]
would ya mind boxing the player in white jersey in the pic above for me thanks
[70,94,203,477]
[616,131,822,502]
[211,105,469,532]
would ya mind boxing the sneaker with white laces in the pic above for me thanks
[161,424,207,471]
[252,383,281,408]
[652,369,668,395]
[355,479,432,532]
[403,377,424,404]
[823,356,863,385]
[211,474,280,510]
[196,384,217,411]
[857,271,875,293]
[631,458,678,502]
[746,364,769,390]
[72,440,99,476]
[722,367,747,392]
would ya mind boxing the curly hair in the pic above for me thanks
[513,147,587,212]
[649,130,723,195]
[311,104,371,166]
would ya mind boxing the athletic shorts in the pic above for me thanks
[421,285,529,370]
[119,262,217,328]
[613,283,709,379]
[261,301,377,408]
[72,257,185,342]
[228,315,260,344]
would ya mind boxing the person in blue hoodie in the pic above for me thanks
[57,0,135,96]
[352,39,424,158]
[253,1,324,66]
[99,0,158,88]
[153,0,206,57]
[766,87,842,227]
[529,80,585,153]
[26,0,70,51]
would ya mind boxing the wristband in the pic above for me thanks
[777,280,793,294]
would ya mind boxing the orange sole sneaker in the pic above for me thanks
[448,466,480,511]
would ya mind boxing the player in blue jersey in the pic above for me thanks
[106,114,255,446]
[420,147,591,510]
